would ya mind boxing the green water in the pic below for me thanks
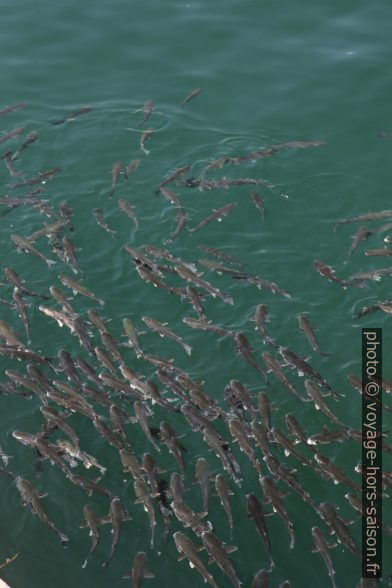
[1,1,392,587]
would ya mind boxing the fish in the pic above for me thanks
[234,332,266,378]
[215,474,234,538]
[57,439,106,474]
[80,504,101,567]
[109,404,130,446]
[108,161,123,198]
[253,304,274,343]
[365,247,392,256]
[0,344,52,367]
[304,380,344,426]
[12,130,38,159]
[250,192,265,219]
[180,88,202,108]
[314,452,362,491]
[2,150,20,177]
[124,158,141,181]
[229,419,261,473]
[232,274,292,298]
[346,226,372,260]
[93,415,123,450]
[185,286,207,320]
[140,129,154,156]
[197,245,244,268]
[298,315,329,357]
[142,452,163,499]
[122,318,143,358]
[194,458,213,513]
[124,244,163,275]
[202,423,241,485]
[119,448,145,480]
[131,401,160,452]
[92,208,117,238]
[40,406,79,447]
[159,421,185,474]
[50,106,92,125]
[189,203,237,234]
[59,202,74,231]
[49,286,76,315]
[118,198,139,228]
[260,476,295,549]
[101,331,123,363]
[57,348,82,387]
[59,275,104,306]
[6,369,47,404]
[159,186,182,207]
[183,177,271,191]
[0,127,25,145]
[348,266,392,281]
[87,309,110,334]
[10,234,56,267]
[135,264,186,298]
[172,497,211,536]
[279,347,340,399]
[156,166,191,193]
[183,317,231,338]
[334,209,392,230]
[102,498,132,567]
[15,477,69,544]
[140,99,155,126]
[169,472,187,501]
[165,207,187,244]
[262,352,302,399]
[285,413,315,451]
[143,245,197,272]
[134,479,157,547]
[61,236,79,273]
[67,473,113,498]
[270,428,314,469]
[318,503,361,560]
[198,259,248,277]
[142,316,192,355]
[10,167,61,190]
[201,531,241,588]
[0,196,49,211]
[246,494,274,569]
[313,260,361,289]
[251,569,270,588]
[174,532,218,588]
[0,320,25,348]
[0,101,27,117]
[122,551,155,587]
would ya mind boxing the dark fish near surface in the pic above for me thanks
[262,352,302,400]
[10,167,61,190]
[298,315,329,357]
[334,209,392,230]
[68,473,114,498]
[311,527,337,588]
[142,316,192,356]
[27,220,66,243]
[92,208,117,238]
[252,569,270,588]
[318,502,361,560]
[232,274,292,298]
[0,101,27,117]
[198,259,248,277]
[164,206,187,244]
[50,106,92,125]
[122,318,143,358]
[304,380,344,426]
[0,127,25,145]
[229,419,261,473]
[313,260,361,289]
[215,474,234,538]
[80,504,101,567]
[59,275,104,306]
[131,401,160,452]
[201,531,241,588]
[159,421,185,474]
[194,458,213,513]
[16,476,69,544]
[140,99,155,126]
[122,551,155,587]
[12,130,39,159]
[314,452,362,491]
[279,347,340,399]
[124,158,141,181]
[246,494,274,569]
[118,198,138,228]
[102,497,131,567]
[365,247,392,256]
[140,129,154,156]
[183,177,271,191]
[234,332,266,378]
[134,479,157,547]
[174,531,218,588]
[260,476,295,549]
[346,226,372,260]
[271,428,314,469]
[180,88,202,108]
[185,286,207,320]
[157,165,191,193]
[250,191,265,219]
[11,234,56,267]
[198,244,244,268]
[108,161,123,198]
[189,203,237,234]
[59,202,74,231]
[12,290,31,343]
